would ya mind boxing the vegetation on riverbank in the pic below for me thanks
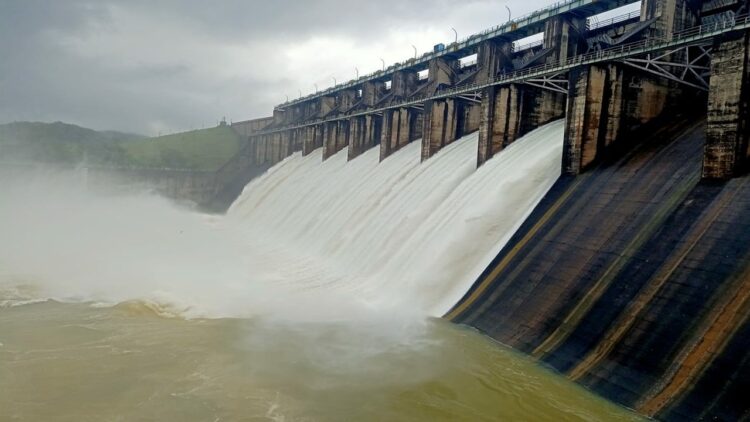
[0,121,242,171]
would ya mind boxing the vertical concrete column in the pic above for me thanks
[478,85,566,167]
[301,126,316,156]
[317,96,337,118]
[365,114,382,153]
[270,132,282,164]
[477,39,516,166]
[641,0,701,40]
[462,102,481,134]
[397,108,413,147]
[334,120,350,154]
[362,81,386,107]
[524,89,567,133]
[478,85,522,166]
[313,124,324,153]
[322,121,339,160]
[544,14,587,64]
[302,99,322,121]
[421,56,460,161]
[380,109,397,160]
[257,135,271,164]
[703,31,750,179]
[347,116,365,160]
[336,89,357,112]
[272,109,287,126]
[391,70,418,99]
[563,64,625,175]
[421,98,459,161]
[292,128,303,152]
[279,130,292,160]
[477,39,513,84]
[249,135,260,165]
[427,56,459,92]
[380,107,418,161]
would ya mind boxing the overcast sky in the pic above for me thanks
[1,0,577,135]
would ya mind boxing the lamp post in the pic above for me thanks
[380,57,385,71]
[355,67,359,79]
[314,83,318,93]
[332,76,337,86]
[411,44,417,59]
[298,89,302,99]
[451,27,458,43]
[506,6,511,22]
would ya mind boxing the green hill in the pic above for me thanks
[122,126,242,170]
[0,121,243,171]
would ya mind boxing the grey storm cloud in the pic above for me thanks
[0,0,553,135]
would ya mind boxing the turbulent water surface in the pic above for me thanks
[0,122,643,421]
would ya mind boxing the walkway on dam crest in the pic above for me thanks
[260,14,750,134]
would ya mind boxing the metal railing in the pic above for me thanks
[514,39,544,52]
[275,0,639,110]
[588,10,641,31]
[258,14,749,135]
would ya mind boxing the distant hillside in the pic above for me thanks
[0,121,243,171]
[121,126,242,171]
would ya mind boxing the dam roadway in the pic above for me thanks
[229,0,750,420]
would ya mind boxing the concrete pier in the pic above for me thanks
[381,107,421,161]
[544,14,587,63]
[641,0,701,40]
[421,56,460,161]
[704,30,750,179]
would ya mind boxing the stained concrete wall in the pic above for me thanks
[544,14,587,63]
[641,0,701,40]
[349,115,382,160]
[421,99,459,161]
[563,63,681,175]
[381,108,422,161]
[478,85,565,167]
[704,30,750,179]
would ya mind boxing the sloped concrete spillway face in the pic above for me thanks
[227,121,565,317]
[447,118,750,421]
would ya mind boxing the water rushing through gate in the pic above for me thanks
[227,121,565,318]
[0,121,643,421]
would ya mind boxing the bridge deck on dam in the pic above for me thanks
[447,116,750,421]
[277,0,636,110]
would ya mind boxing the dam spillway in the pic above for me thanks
[227,122,564,317]
[225,0,750,417]
[1,122,651,421]
[2,0,750,419]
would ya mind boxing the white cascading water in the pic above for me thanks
[227,120,565,317]
[0,120,564,320]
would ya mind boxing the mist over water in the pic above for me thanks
[0,122,643,420]
[1,121,564,320]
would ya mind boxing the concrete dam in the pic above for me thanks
[223,0,750,420]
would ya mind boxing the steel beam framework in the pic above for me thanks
[257,15,749,135]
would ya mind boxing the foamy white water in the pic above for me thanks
[0,121,563,320]
[228,120,564,317]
